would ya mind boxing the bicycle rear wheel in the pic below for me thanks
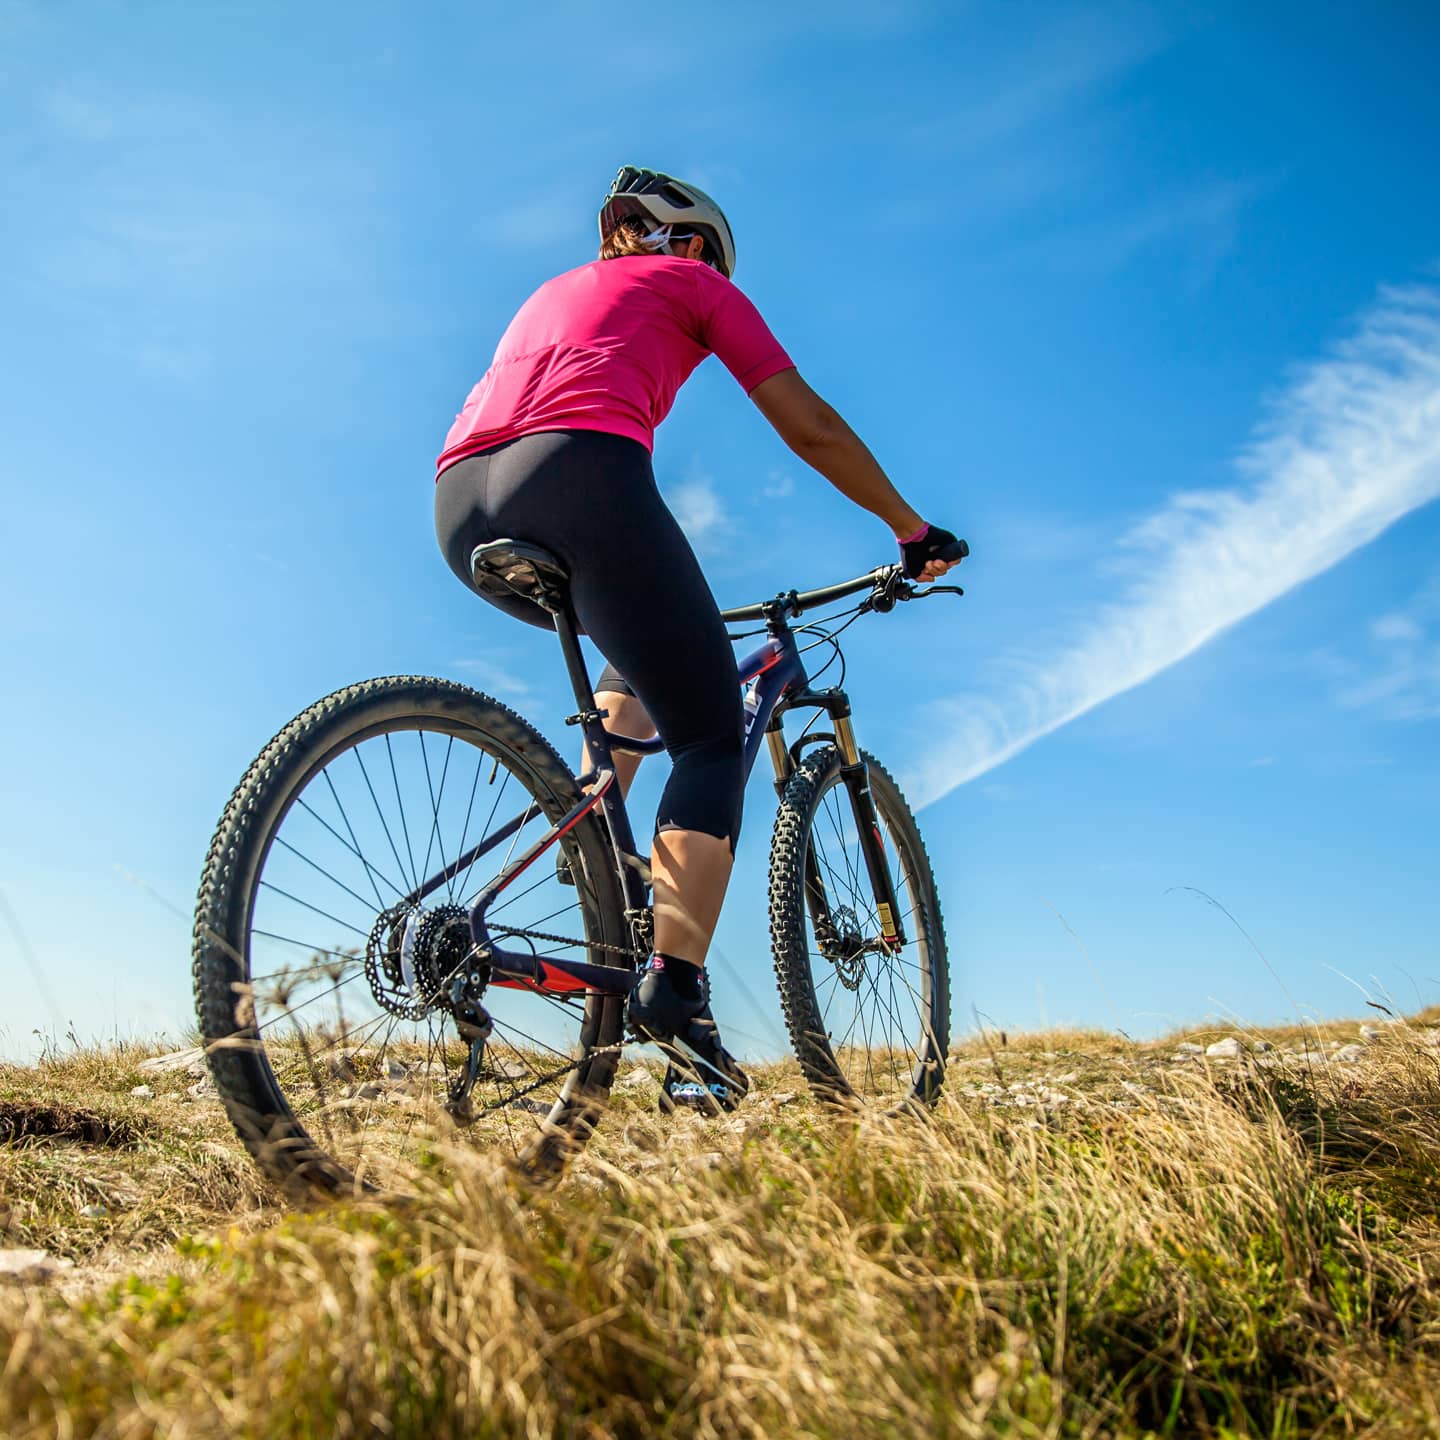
[768,745,949,1107]
[192,676,633,1195]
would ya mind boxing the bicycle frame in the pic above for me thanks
[397,577,909,1002]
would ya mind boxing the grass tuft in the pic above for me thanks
[2,1018,1439,1437]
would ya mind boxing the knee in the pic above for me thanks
[656,731,745,851]
[596,689,654,738]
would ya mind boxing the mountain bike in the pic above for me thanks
[192,536,967,1193]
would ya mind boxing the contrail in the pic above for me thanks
[906,281,1440,809]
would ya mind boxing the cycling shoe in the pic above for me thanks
[653,1010,750,1117]
[626,957,708,1040]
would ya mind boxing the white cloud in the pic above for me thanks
[668,471,731,555]
[905,281,1440,809]
[761,469,795,500]
[452,656,538,702]
[1333,574,1440,720]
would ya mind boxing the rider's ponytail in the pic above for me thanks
[598,215,661,262]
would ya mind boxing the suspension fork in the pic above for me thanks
[767,693,906,952]
[831,705,906,949]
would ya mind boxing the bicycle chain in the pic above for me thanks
[470,1041,627,1117]
[491,925,642,960]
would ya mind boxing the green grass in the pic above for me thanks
[2,1015,1439,1437]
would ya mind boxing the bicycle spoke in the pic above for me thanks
[447,748,488,904]
[418,732,453,895]
[779,756,945,1107]
[307,781,405,905]
[354,747,415,895]
[251,932,362,966]
[198,679,629,1192]
[273,835,389,917]
[385,734,420,891]
[254,967,370,1035]
[256,881,372,942]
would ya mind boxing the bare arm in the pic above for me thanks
[749,367,925,539]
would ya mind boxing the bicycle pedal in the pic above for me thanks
[659,1073,741,1116]
[651,1037,749,1116]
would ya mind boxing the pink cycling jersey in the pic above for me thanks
[437,255,793,473]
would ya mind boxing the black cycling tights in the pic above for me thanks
[435,430,744,850]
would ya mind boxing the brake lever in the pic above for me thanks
[915,583,965,598]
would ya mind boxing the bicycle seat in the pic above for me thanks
[470,540,570,611]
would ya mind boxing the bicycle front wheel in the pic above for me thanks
[192,676,633,1196]
[768,745,949,1108]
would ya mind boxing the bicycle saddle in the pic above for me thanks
[470,539,570,611]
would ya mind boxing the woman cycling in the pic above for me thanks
[435,166,962,1109]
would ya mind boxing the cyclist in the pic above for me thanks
[435,165,962,1109]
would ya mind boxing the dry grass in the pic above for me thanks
[2,1015,1439,1438]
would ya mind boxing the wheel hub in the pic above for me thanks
[821,904,866,991]
[365,902,479,1019]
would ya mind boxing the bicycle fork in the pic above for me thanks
[769,692,907,953]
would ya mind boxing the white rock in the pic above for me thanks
[1252,1040,1274,1053]
[1174,1043,1204,1055]
[80,1205,108,1219]
[1206,1038,1242,1059]
[186,1079,217,1100]
[129,1084,154,1099]
[771,1091,798,1106]
[138,1047,205,1074]
[1359,1025,1384,1042]
[385,1058,410,1079]
[0,1249,72,1284]
[619,1067,653,1089]
[1334,1044,1365,1063]
[1422,1030,1440,1049]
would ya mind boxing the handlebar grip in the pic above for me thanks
[937,538,970,563]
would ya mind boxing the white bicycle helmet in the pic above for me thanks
[598,165,737,279]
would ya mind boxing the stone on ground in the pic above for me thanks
[0,1249,72,1284]
[137,1047,205,1073]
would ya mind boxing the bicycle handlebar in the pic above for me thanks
[720,538,969,623]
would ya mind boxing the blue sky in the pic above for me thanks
[2,1,1438,1060]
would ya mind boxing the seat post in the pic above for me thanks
[551,597,617,771]
[550,596,650,906]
